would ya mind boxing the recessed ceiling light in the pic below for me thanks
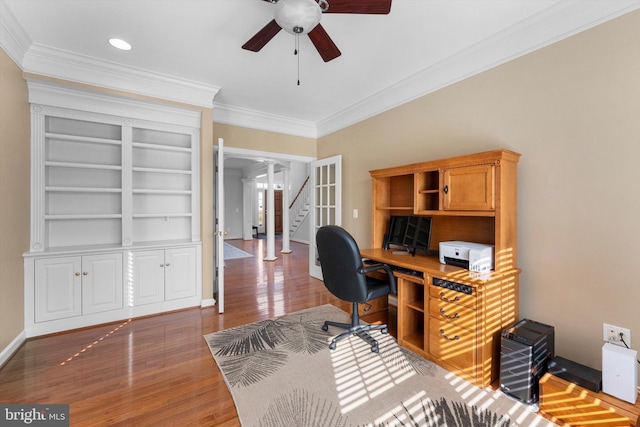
[108,38,132,51]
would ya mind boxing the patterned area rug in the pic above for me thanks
[204,305,555,427]
[224,242,253,260]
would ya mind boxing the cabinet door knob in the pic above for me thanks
[443,185,449,194]
[165,263,170,267]
[82,272,88,276]
[75,272,81,276]
[160,264,164,267]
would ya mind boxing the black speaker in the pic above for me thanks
[500,319,555,404]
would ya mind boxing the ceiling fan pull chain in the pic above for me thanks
[296,33,301,85]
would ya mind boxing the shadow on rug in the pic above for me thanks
[204,304,554,427]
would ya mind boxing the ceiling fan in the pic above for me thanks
[242,0,392,62]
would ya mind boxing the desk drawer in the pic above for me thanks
[429,298,476,330]
[429,318,476,376]
[429,284,476,309]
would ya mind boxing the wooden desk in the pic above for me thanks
[361,248,520,388]
[540,373,640,426]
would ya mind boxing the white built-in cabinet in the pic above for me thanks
[130,246,197,305]
[34,253,123,322]
[24,80,203,337]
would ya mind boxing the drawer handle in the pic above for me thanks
[440,308,460,319]
[440,291,460,303]
[440,329,459,341]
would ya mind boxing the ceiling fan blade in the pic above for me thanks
[322,0,392,14]
[242,19,282,52]
[308,24,341,62]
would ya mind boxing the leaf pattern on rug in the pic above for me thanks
[207,310,334,388]
[375,397,515,427]
[218,348,290,388]
[279,312,332,354]
[258,388,350,427]
[379,345,438,378]
[207,318,290,357]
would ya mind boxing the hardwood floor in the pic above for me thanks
[0,239,353,426]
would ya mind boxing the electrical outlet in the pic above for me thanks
[603,323,631,347]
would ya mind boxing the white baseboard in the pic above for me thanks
[0,330,26,368]
[201,298,216,308]
[291,238,309,245]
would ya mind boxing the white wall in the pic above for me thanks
[223,169,244,239]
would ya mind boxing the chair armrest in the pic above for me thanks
[358,263,397,295]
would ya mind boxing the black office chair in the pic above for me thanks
[316,225,397,353]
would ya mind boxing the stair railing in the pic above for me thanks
[289,176,310,234]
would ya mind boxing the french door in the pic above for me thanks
[309,155,342,280]
[214,138,225,313]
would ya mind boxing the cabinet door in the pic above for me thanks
[35,257,81,322]
[81,253,123,315]
[130,250,165,305]
[442,165,494,211]
[164,247,196,300]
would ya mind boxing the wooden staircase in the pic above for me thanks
[289,176,310,235]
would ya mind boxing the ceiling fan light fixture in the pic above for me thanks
[274,0,322,35]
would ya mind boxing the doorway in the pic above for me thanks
[265,189,283,234]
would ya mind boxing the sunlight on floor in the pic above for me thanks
[331,336,417,414]
[59,319,131,366]
[330,334,553,426]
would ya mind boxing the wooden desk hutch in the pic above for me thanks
[360,149,521,388]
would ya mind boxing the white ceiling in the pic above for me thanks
[2,0,639,138]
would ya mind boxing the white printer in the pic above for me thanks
[439,241,495,272]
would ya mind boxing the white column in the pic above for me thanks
[281,165,291,254]
[264,160,277,261]
[241,179,255,240]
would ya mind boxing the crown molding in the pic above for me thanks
[26,78,202,128]
[20,43,220,108]
[0,1,31,66]
[316,0,640,137]
[213,103,317,139]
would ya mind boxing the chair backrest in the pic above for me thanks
[316,225,369,303]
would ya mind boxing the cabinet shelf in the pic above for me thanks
[132,141,191,153]
[377,206,414,211]
[407,302,424,312]
[46,186,122,193]
[133,213,192,218]
[46,132,122,146]
[133,189,191,195]
[45,214,122,220]
[415,209,496,217]
[403,333,425,350]
[46,161,122,171]
[133,167,191,175]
